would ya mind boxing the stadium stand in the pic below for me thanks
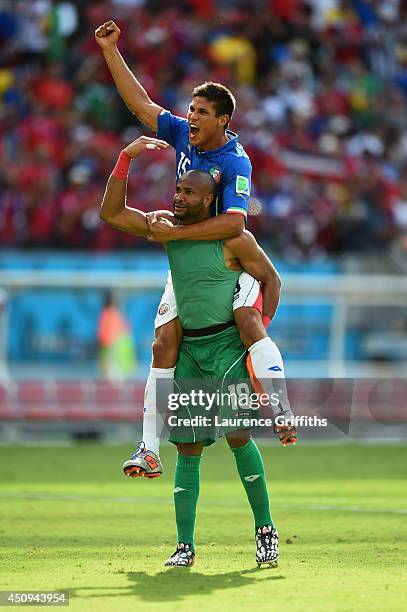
[1,0,407,260]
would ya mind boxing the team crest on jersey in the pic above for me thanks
[209,166,222,184]
[158,303,170,315]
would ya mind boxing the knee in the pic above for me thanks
[152,320,182,367]
[234,307,266,348]
[226,430,251,448]
[177,442,203,456]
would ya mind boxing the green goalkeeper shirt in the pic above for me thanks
[166,240,240,331]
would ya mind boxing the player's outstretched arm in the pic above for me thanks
[148,211,245,242]
[95,21,162,131]
[100,136,169,235]
[226,230,281,323]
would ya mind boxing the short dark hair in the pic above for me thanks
[192,82,236,129]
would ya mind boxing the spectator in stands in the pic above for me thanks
[0,0,407,260]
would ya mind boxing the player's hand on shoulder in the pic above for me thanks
[95,21,121,49]
[146,210,175,227]
[123,136,169,158]
[148,219,176,243]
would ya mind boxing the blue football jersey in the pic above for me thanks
[157,109,251,217]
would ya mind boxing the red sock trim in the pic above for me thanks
[112,150,131,180]
[246,353,265,395]
[252,287,263,314]
[251,286,271,329]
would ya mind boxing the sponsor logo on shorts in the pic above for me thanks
[268,365,282,372]
[158,303,170,316]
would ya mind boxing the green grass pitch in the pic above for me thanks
[0,443,406,611]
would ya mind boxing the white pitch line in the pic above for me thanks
[0,492,406,514]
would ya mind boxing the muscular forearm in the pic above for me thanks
[171,213,244,241]
[261,277,281,322]
[100,174,149,236]
[100,137,169,234]
[102,46,160,130]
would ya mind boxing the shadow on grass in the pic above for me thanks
[62,568,286,602]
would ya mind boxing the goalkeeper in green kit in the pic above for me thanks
[100,136,296,568]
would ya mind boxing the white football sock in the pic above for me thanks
[247,337,293,418]
[142,366,175,455]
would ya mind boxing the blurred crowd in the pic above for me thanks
[1,0,407,260]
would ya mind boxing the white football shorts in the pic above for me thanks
[154,271,262,330]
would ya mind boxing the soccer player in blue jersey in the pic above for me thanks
[95,21,296,475]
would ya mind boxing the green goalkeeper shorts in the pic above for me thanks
[167,325,253,446]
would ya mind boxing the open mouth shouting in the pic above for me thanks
[189,123,200,142]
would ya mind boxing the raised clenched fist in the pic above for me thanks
[95,21,121,50]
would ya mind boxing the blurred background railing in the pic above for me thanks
[1,252,407,383]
